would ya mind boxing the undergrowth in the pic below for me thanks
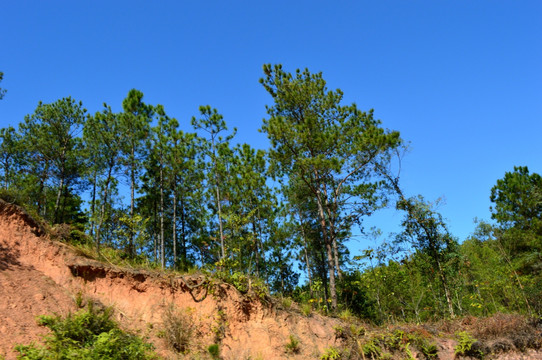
[455,331,483,359]
[161,304,195,354]
[284,335,300,354]
[15,302,156,359]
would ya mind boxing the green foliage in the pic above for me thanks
[212,263,269,301]
[320,346,342,360]
[489,167,542,293]
[20,97,87,224]
[0,187,25,207]
[284,335,300,354]
[455,331,483,359]
[211,308,227,344]
[207,344,220,359]
[15,303,155,359]
[280,297,293,309]
[337,271,377,320]
[261,63,401,310]
[301,303,312,317]
[490,166,542,231]
[420,342,438,359]
[329,328,438,360]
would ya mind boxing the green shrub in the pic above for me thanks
[421,342,438,359]
[301,303,312,317]
[208,344,220,359]
[284,335,300,354]
[15,303,155,359]
[320,346,341,360]
[0,188,25,207]
[281,296,293,309]
[455,331,483,359]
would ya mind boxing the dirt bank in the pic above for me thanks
[1,199,540,359]
[0,200,341,359]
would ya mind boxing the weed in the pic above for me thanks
[334,325,346,340]
[212,307,228,343]
[15,303,155,359]
[350,324,365,337]
[362,338,382,359]
[284,334,300,354]
[320,346,342,360]
[208,344,220,359]
[161,304,194,354]
[301,303,312,317]
[281,296,293,309]
[74,290,84,308]
[404,343,415,360]
[420,342,438,359]
[338,308,354,322]
[455,331,483,359]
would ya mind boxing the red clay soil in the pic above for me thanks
[0,200,342,359]
[1,199,541,359]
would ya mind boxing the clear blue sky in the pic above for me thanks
[1,1,541,251]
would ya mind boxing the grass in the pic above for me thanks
[284,335,300,354]
[161,304,195,354]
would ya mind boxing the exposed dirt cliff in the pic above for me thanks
[0,199,541,359]
[0,200,341,359]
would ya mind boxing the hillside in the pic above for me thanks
[1,199,541,359]
[0,200,343,359]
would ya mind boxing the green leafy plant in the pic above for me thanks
[420,342,438,359]
[455,331,483,359]
[284,335,300,354]
[320,346,341,360]
[15,302,155,359]
[208,344,220,359]
[212,308,227,343]
[281,296,293,309]
[301,303,312,317]
[74,290,85,308]
[362,338,382,359]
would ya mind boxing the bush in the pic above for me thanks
[284,335,300,354]
[161,304,194,354]
[455,331,483,359]
[0,188,25,207]
[320,346,342,360]
[208,344,220,359]
[15,302,155,360]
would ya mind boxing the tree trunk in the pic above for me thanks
[54,176,64,223]
[160,161,165,269]
[172,187,177,269]
[97,165,114,254]
[315,191,337,310]
[252,220,260,278]
[129,145,136,257]
[181,196,187,270]
[298,214,313,297]
[215,181,225,259]
[90,171,97,237]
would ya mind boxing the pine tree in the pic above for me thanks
[20,97,87,223]
[191,106,236,260]
[119,89,152,257]
[260,64,401,309]
[84,104,122,252]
